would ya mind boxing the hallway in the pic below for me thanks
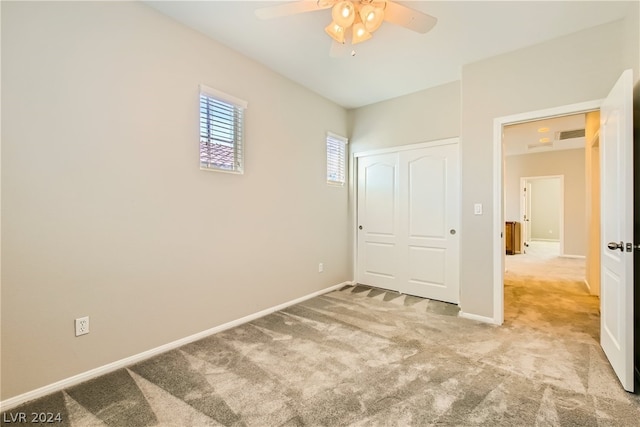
[504,245,596,334]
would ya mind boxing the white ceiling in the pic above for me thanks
[145,1,633,109]
[503,113,587,156]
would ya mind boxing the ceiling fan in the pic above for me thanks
[255,0,437,55]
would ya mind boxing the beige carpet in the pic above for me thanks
[504,247,597,331]
[2,254,640,425]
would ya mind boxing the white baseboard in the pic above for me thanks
[0,281,353,412]
[560,254,586,259]
[458,311,500,325]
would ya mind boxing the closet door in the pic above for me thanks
[356,152,400,291]
[399,143,460,303]
[356,140,460,303]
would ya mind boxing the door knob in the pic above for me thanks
[358,225,363,230]
[450,229,456,235]
[607,241,624,251]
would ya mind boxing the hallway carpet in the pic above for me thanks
[2,260,639,425]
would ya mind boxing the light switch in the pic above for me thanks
[474,203,483,215]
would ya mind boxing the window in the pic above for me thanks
[199,85,248,174]
[327,132,347,185]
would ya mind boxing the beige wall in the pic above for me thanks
[348,81,461,153]
[529,178,562,241]
[505,150,586,256]
[623,1,640,82]
[1,1,349,400]
[585,111,601,295]
[460,16,638,319]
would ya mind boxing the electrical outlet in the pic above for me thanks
[318,263,324,273]
[75,316,89,336]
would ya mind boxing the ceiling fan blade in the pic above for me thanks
[255,1,332,20]
[382,1,437,34]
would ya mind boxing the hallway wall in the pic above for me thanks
[529,178,561,241]
[505,150,586,257]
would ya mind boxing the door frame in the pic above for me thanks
[492,100,602,324]
[519,175,565,255]
[351,137,460,286]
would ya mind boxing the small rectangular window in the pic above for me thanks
[327,132,347,185]
[199,85,247,174]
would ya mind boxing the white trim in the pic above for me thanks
[199,84,248,109]
[0,281,353,412]
[458,311,500,325]
[327,131,348,144]
[561,254,586,259]
[493,117,505,325]
[353,137,459,158]
[493,99,602,325]
[199,166,244,175]
[350,149,359,285]
[493,100,601,128]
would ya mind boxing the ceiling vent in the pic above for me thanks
[556,129,585,140]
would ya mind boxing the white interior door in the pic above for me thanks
[357,152,400,291]
[357,140,460,303]
[525,182,532,246]
[399,144,460,303]
[600,69,634,392]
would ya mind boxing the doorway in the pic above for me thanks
[493,70,635,392]
[491,99,601,325]
[520,175,564,257]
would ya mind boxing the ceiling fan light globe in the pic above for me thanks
[352,22,372,44]
[332,1,355,27]
[325,21,346,43]
[360,4,384,32]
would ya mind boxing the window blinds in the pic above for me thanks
[327,133,347,185]
[199,85,247,173]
